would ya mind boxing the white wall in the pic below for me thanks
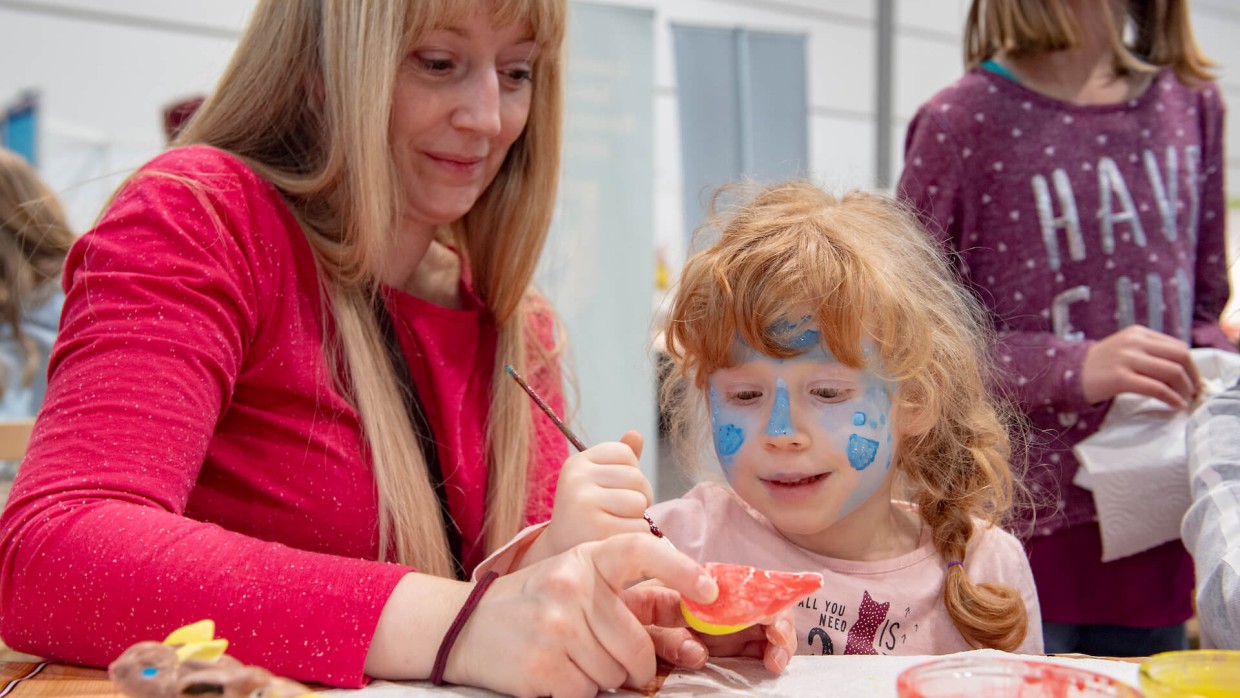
[0,1,252,229]
[6,0,1240,236]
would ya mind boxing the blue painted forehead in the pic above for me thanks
[767,315,820,350]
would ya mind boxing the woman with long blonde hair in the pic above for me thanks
[0,2,742,694]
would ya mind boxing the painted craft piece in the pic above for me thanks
[108,620,320,698]
[681,562,824,635]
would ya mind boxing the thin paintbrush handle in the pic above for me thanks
[503,364,676,549]
[504,365,587,452]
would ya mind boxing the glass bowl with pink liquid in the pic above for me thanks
[896,656,1142,698]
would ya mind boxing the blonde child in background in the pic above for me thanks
[897,0,1234,656]
[650,181,1043,656]
[0,148,74,429]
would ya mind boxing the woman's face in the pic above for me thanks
[390,7,537,235]
[706,324,900,554]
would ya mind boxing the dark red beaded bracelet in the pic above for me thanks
[430,570,500,686]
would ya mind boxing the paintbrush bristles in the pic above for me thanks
[504,364,587,452]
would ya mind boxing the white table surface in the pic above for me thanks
[321,648,1142,697]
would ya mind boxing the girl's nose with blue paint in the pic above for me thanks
[764,379,799,443]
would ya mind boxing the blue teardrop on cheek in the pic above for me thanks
[852,411,866,427]
[141,667,158,678]
[847,434,879,471]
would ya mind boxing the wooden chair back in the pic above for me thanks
[0,419,35,462]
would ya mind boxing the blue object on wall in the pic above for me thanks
[1,92,39,166]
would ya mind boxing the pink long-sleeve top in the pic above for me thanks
[0,146,567,687]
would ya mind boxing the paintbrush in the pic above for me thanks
[504,364,673,548]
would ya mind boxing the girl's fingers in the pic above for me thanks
[583,488,653,518]
[764,644,791,673]
[1127,349,1194,391]
[646,625,708,669]
[580,442,641,468]
[580,465,653,504]
[619,430,644,460]
[1120,367,1189,408]
[762,616,796,673]
[1128,329,1200,396]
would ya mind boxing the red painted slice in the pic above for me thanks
[683,562,824,626]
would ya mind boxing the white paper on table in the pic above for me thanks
[320,651,1141,697]
[319,677,649,697]
[320,681,505,697]
[656,649,1140,697]
[1072,348,1240,563]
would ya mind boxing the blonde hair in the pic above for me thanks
[663,181,1028,651]
[964,0,1215,85]
[0,148,75,395]
[173,0,567,577]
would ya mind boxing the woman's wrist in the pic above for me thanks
[431,571,500,685]
[364,573,472,680]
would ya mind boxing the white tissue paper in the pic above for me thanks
[1072,348,1240,563]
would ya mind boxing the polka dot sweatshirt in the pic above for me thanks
[0,146,567,687]
[898,68,1234,626]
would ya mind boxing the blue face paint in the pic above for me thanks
[709,386,744,478]
[828,351,897,518]
[709,328,900,530]
[847,434,880,470]
[141,667,158,678]
[766,379,793,437]
[715,424,743,457]
[769,316,820,350]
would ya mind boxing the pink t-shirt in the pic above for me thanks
[648,482,1044,656]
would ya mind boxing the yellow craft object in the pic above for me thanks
[162,620,229,662]
[174,639,229,663]
[163,619,216,646]
[679,601,752,636]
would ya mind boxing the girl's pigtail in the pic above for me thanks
[920,476,1027,651]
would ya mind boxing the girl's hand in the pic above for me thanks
[449,533,718,698]
[528,430,654,564]
[1082,325,1200,408]
[644,606,797,674]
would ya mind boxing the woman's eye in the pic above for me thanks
[419,56,454,73]
[503,66,533,83]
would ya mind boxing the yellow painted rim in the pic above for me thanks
[680,601,753,636]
